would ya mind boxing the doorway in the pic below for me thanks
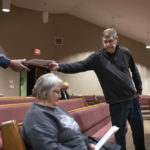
[20,66,50,96]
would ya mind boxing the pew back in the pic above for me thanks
[0,103,31,123]
[139,95,150,110]
[82,95,96,105]
[95,95,106,103]
[70,103,114,141]
[0,96,35,105]
[58,98,88,111]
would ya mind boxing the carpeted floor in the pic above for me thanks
[126,113,150,150]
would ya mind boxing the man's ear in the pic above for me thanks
[116,36,119,43]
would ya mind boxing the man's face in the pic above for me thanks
[102,36,118,54]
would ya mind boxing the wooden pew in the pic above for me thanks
[0,103,31,149]
[0,103,113,150]
[0,98,88,149]
[0,97,127,149]
[0,120,26,150]
[69,103,115,142]
[0,103,124,149]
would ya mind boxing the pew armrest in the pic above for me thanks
[0,120,26,150]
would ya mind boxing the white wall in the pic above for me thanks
[0,5,150,96]
[55,51,103,95]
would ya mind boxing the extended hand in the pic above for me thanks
[10,59,30,72]
[137,94,142,99]
[48,62,59,71]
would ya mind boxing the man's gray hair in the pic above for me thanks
[32,73,63,100]
[103,28,118,39]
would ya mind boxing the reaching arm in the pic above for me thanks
[48,52,97,73]
[48,61,89,73]
[9,59,30,72]
[0,54,29,72]
[0,54,11,68]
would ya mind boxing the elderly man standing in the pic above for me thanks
[48,28,146,150]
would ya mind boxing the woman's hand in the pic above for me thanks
[89,143,96,150]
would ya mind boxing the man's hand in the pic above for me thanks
[137,94,142,99]
[48,62,59,71]
[10,59,30,72]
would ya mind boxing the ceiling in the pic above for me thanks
[11,0,150,45]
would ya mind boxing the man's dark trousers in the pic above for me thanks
[109,97,146,150]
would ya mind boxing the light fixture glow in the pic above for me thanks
[146,45,150,49]
[145,32,150,49]
[2,0,11,12]
[42,11,48,23]
[2,8,10,12]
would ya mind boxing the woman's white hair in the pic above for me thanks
[32,73,63,100]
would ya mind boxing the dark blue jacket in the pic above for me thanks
[0,54,10,69]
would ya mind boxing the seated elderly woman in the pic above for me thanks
[21,73,121,150]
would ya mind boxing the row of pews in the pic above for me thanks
[0,94,149,150]
[0,95,106,150]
